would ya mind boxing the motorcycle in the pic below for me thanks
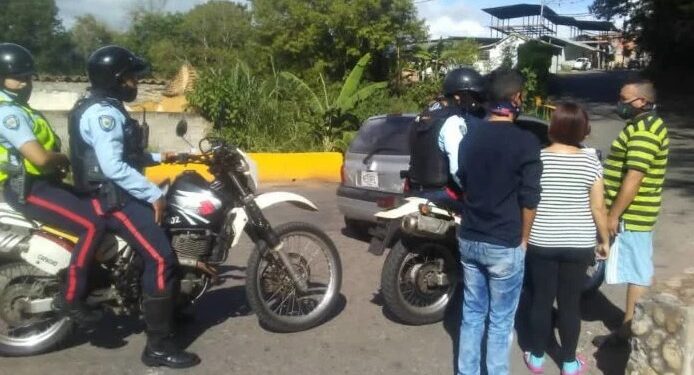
[373,196,606,326]
[0,120,342,356]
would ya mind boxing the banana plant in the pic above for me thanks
[280,53,387,150]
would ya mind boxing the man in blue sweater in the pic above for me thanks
[455,69,542,375]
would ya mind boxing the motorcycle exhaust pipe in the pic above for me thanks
[401,213,453,238]
[178,257,221,285]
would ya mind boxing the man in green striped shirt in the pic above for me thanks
[601,78,669,346]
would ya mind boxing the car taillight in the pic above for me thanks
[340,164,346,184]
[403,177,410,193]
[377,196,397,209]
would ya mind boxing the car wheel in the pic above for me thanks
[344,217,372,239]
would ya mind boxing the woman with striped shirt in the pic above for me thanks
[523,103,610,375]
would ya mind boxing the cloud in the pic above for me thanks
[416,0,489,39]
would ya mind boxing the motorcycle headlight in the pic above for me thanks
[238,149,259,193]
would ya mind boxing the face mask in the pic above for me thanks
[116,85,138,102]
[2,81,32,104]
[616,99,642,120]
[490,101,521,120]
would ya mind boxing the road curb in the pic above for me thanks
[145,152,343,184]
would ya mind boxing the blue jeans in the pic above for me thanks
[457,239,525,375]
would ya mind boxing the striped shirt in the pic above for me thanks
[529,150,603,248]
[604,112,669,231]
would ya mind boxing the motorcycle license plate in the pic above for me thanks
[360,171,379,188]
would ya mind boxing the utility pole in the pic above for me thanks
[539,0,545,37]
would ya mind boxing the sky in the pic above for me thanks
[55,0,601,39]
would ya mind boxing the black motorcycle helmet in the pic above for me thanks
[0,43,36,103]
[442,67,484,97]
[0,43,35,78]
[87,45,149,102]
[442,67,486,117]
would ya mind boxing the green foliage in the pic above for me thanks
[186,63,320,152]
[251,0,426,82]
[441,39,480,66]
[590,0,694,71]
[500,45,515,69]
[517,40,554,99]
[70,15,115,61]
[0,0,80,74]
[279,53,388,150]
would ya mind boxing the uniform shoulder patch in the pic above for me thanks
[3,115,19,130]
[98,115,116,131]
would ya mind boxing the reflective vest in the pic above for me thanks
[0,97,60,182]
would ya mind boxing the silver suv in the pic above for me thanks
[337,114,415,233]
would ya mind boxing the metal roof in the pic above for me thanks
[482,3,617,31]
[539,35,598,52]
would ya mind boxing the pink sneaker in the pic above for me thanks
[523,352,544,374]
[561,355,588,375]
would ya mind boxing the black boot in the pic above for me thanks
[52,293,103,326]
[141,293,200,369]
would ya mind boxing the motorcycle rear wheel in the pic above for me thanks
[381,239,458,325]
[246,222,342,332]
[0,262,72,356]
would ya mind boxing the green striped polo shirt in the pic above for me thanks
[604,111,669,231]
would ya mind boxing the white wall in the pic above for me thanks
[474,35,527,74]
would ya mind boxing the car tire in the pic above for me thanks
[344,217,371,239]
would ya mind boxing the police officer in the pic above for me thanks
[407,67,486,210]
[0,43,106,323]
[69,45,199,368]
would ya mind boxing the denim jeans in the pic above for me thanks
[457,239,525,375]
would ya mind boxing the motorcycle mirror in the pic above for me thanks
[176,119,188,137]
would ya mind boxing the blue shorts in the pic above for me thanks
[605,230,654,286]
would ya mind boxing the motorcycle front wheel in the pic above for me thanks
[381,239,458,325]
[246,222,342,332]
[0,262,72,356]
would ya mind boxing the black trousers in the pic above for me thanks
[4,179,106,303]
[526,244,594,362]
[92,197,176,296]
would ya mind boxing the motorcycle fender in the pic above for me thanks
[375,197,428,219]
[19,234,71,275]
[230,207,248,247]
[254,192,318,212]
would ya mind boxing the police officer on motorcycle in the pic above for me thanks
[68,45,199,368]
[407,67,486,210]
[0,43,107,323]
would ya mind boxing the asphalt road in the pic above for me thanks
[1,71,693,375]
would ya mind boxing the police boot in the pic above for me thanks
[52,293,103,326]
[141,293,201,369]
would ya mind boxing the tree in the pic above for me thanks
[0,0,79,73]
[590,0,694,70]
[280,53,388,149]
[441,39,480,66]
[251,0,427,82]
[179,1,253,67]
[122,11,186,77]
[70,15,116,61]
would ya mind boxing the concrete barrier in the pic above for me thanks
[37,110,343,183]
[145,152,343,184]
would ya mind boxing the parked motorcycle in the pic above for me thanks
[373,197,605,326]
[0,120,342,356]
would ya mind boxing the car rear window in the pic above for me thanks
[348,116,414,155]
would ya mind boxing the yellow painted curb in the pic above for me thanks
[145,152,343,184]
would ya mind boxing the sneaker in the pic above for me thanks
[523,352,545,374]
[561,355,587,375]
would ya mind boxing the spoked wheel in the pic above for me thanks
[246,222,342,332]
[381,240,458,325]
[0,262,72,356]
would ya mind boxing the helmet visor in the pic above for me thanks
[127,55,151,78]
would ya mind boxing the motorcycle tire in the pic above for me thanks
[381,239,458,325]
[246,222,342,333]
[0,262,72,356]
